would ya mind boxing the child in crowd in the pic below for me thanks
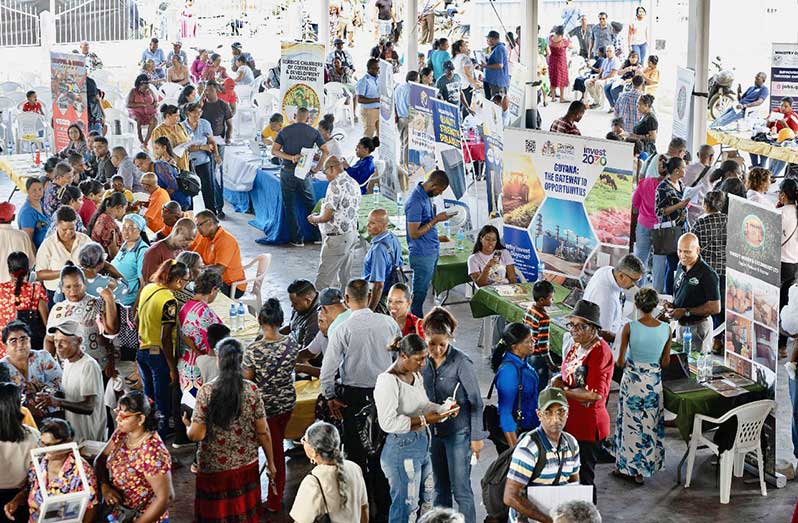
[103,174,135,204]
[196,323,230,385]
[524,279,555,392]
[78,179,104,225]
[22,90,44,115]
[611,117,626,139]
[261,113,284,145]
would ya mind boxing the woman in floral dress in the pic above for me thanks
[178,270,223,395]
[0,252,48,355]
[613,288,670,484]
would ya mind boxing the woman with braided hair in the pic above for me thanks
[290,421,368,523]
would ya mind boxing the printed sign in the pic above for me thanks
[280,42,325,126]
[49,52,88,151]
[770,43,798,111]
[673,66,695,140]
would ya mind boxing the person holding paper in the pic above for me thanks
[272,107,329,247]
[151,105,191,173]
[141,174,172,234]
[654,157,690,294]
[182,102,219,215]
[503,387,580,523]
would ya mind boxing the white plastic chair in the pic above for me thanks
[684,399,775,504]
[233,85,257,139]
[159,83,184,105]
[253,91,281,134]
[229,253,272,315]
[0,81,22,94]
[104,108,139,151]
[15,112,46,152]
[324,82,355,128]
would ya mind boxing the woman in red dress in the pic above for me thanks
[547,25,572,103]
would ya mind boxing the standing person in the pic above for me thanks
[356,59,381,138]
[614,287,670,484]
[553,300,613,502]
[290,421,369,523]
[0,204,35,283]
[17,178,50,250]
[614,75,644,136]
[308,156,361,291]
[201,81,233,217]
[422,308,485,523]
[490,322,540,453]
[184,338,277,523]
[451,40,481,109]
[0,381,39,523]
[420,0,436,44]
[376,334,459,523]
[429,38,452,81]
[569,15,592,59]
[319,278,402,521]
[691,191,728,334]
[549,101,585,136]
[779,179,798,355]
[581,254,644,344]
[588,12,613,59]
[627,95,658,155]
[182,102,218,215]
[628,6,649,61]
[405,170,450,317]
[177,270,223,397]
[126,74,158,148]
[524,280,556,392]
[547,26,571,103]
[94,391,173,523]
[363,209,404,311]
[746,167,772,205]
[272,107,329,247]
[387,283,425,337]
[242,299,301,513]
[112,214,149,307]
[655,157,690,294]
[394,71,416,168]
[632,166,665,276]
[683,145,716,225]
[0,256,49,358]
[483,30,509,99]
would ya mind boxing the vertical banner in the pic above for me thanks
[49,52,88,152]
[407,82,438,186]
[724,195,780,476]
[501,129,634,281]
[506,63,527,128]
[378,60,400,200]
[481,98,505,217]
[280,42,325,127]
[430,98,466,200]
[672,66,695,140]
[770,43,798,111]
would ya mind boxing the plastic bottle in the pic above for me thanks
[683,327,697,377]
[229,303,238,329]
[456,229,465,251]
[260,146,267,168]
[443,220,451,240]
[107,514,120,523]
[537,262,546,281]
[237,302,246,330]
[373,184,381,203]
[396,192,404,219]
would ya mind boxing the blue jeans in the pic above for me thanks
[652,254,668,293]
[664,254,679,294]
[430,429,476,523]
[380,431,433,523]
[710,107,744,129]
[631,43,647,63]
[280,168,315,243]
[604,82,623,108]
[790,374,798,460]
[770,159,787,177]
[634,223,653,269]
[137,349,172,438]
[409,254,438,318]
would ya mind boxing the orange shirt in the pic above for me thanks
[190,226,245,289]
[144,188,170,232]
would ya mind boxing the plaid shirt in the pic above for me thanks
[614,89,642,134]
[690,212,727,277]
[549,117,581,135]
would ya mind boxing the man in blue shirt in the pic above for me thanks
[356,58,381,137]
[588,12,613,59]
[140,38,166,74]
[710,72,769,129]
[166,41,187,67]
[483,30,509,99]
[405,170,450,317]
[394,70,417,168]
[363,208,404,311]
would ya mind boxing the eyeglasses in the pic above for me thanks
[6,335,30,346]
[114,407,141,420]
[540,408,568,419]
[565,322,590,332]
[621,272,642,286]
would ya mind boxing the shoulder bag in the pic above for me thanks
[311,474,332,523]
[483,362,523,450]
[16,283,46,350]
[652,181,685,255]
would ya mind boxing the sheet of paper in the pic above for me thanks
[181,390,196,410]
[173,142,189,157]
[526,485,594,515]
[682,185,700,201]
[293,147,316,180]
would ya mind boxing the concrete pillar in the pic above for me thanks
[407,0,418,72]
[320,0,330,48]
[523,0,539,128]
[687,0,710,154]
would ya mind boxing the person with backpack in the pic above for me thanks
[503,387,580,523]
[490,322,541,454]
[363,208,404,312]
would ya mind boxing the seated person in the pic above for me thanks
[279,279,320,348]
[710,72,769,129]
[468,224,517,287]
[261,113,284,145]
[190,210,245,298]
[342,136,379,194]
[103,175,134,204]
[155,201,184,240]
[139,173,171,233]
[22,90,44,115]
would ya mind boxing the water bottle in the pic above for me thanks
[107,514,120,523]
[260,147,267,169]
[456,229,465,251]
[229,303,238,328]
[537,261,546,281]
[396,192,404,219]
[373,184,381,203]
[237,302,246,330]
[443,220,451,240]
[683,327,697,376]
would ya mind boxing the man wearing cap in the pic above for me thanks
[363,208,403,311]
[141,37,166,74]
[230,42,256,73]
[356,58,381,138]
[504,387,580,523]
[482,30,509,99]
[666,233,721,353]
[436,60,470,112]
[37,320,106,442]
[309,156,361,291]
[166,41,187,67]
[0,202,35,282]
[326,38,355,74]
[295,287,352,376]
[581,253,644,344]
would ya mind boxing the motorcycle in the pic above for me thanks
[708,56,738,120]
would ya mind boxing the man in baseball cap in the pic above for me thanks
[295,287,351,376]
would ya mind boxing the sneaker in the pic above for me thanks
[290,240,305,247]
[172,435,193,449]
[217,210,226,220]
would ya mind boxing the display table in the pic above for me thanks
[0,154,43,199]
[210,291,260,342]
[706,129,798,164]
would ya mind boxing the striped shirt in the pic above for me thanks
[507,429,580,523]
[524,305,551,354]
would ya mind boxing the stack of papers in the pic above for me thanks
[705,378,748,398]
[494,284,528,297]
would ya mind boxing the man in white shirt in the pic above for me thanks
[0,202,35,282]
[582,254,644,344]
[683,145,715,225]
[40,320,106,442]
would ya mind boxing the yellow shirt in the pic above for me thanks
[103,189,134,203]
[151,124,190,172]
[137,284,177,350]
[644,67,660,95]
[261,125,280,143]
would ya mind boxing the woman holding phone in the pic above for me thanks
[467,225,518,287]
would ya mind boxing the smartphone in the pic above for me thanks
[445,208,458,218]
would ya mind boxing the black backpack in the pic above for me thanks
[480,429,575,522]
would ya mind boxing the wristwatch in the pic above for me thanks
[685,309,691,318]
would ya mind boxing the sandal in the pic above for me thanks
[634,475,645,485]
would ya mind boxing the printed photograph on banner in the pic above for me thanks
[50,52,88,151]
[584,167,633,246]
[726,196,781,287]
[725,270,753,319]
[407,83,438,186]
[530,198,598,279]
[726,311,753,360]
[753,283,780,327]
[501,224,538,280]
[725,351,753,380]
[501,153,544,228]
[753,323,778,372]
[280,42,325,126]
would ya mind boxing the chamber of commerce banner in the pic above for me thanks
[500,129,634,281]
[407,82,439,186]
[280,42,325,127]
[480,97,505,217]
[672,66,695,140]
[725,195,781,476]
[770,43,798,111]
[50,52,88,151]
[378,59,400,200]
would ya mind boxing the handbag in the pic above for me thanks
[354,399,386,457]
[16,283,46,350]
[652,220,682,255]
[176,169,201,196]
[311,474,333,523]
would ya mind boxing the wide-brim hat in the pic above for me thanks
[566,299,602,328]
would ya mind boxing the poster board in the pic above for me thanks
[770,43,798,111]
[506,63,527,128]
[378,59,400,200]
[49,52,88,151]
[500,129,634,281]
[724,195,780,475]
[280,42,325,127]
[430,98,466,200]
[480,97,505,217]
[672,66,695,140]
[407,82,439,186]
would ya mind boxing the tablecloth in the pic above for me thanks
[210,291,261,342]
[0,154,43,195]
[285,379,320,440]
[222,145,261,192]
[706,129,798,164]
[463,140,486,163]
